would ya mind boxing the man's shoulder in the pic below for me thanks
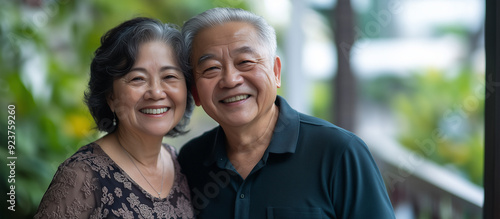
[293,113,375,160]
[297,113,356,142]
[178,126,219,161]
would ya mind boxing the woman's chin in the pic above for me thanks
[143,126,174,137]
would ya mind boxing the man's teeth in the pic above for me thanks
[141,108,169,114]
[222,95,249,103]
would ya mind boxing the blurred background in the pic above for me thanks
[0,0,485,218]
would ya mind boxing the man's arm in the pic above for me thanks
[331,136,396,219]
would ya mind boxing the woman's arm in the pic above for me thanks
[34,160,99,219]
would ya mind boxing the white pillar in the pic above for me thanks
[284,0,311,115]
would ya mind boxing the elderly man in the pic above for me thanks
[178,7,395,219]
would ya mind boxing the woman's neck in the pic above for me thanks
[114,128,164,167]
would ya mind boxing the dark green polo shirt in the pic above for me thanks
[178,96,395,219]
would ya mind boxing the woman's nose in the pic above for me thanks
[145,81,167,100]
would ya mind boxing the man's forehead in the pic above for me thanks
[191,22,262,60]
[192,22,258,47]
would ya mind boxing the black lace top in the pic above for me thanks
[34,142,194,219]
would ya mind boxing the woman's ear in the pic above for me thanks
[107,93,115,112]
[191,86,201,106]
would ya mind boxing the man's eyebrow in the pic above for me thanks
[197,54,215,65]
[196,46,257,65]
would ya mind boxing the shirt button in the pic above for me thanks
[240,194,245,199]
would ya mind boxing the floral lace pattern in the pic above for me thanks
[35,142,194,219]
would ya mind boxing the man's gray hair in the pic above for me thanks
[182,7,277,64]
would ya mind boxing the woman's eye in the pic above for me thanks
[131,77,144,81]
[164,75,177,80]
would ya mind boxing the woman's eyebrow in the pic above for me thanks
[129,65,181,73]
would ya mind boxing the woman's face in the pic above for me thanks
[108,41,187,137]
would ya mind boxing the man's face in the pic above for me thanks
[191,21,281,128]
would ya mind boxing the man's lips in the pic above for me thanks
[220,94,250,103]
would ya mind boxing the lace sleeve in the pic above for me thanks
[34,159,100,219]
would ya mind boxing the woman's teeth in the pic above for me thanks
[222,95,249,103]
[140,108,168,114]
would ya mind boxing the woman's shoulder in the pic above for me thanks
[60,142,96,161]
[162,143,179,158]
[57,142,115,175]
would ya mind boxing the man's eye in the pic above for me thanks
[239,60,257,67]
[204,66,219,72]
[238,60,256,71]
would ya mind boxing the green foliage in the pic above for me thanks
[0,0,249,217]
[393,68,484,186]
[361,74,414,105]
[361,67,485,187]
[311,80,333,122]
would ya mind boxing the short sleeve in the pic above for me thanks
[332,136,395,219]
[34,159,100,219]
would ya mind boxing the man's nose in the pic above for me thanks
[219,65,243,88]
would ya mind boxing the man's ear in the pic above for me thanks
[191,86,201,106]
[273,56,282,88]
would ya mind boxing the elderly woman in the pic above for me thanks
[35,17,194,218]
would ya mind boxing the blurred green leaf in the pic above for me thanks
[392,68,484,186]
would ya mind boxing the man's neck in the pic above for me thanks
[222,104,279,179]
[223,104,278,152]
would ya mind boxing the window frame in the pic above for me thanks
[483,0,500,218]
